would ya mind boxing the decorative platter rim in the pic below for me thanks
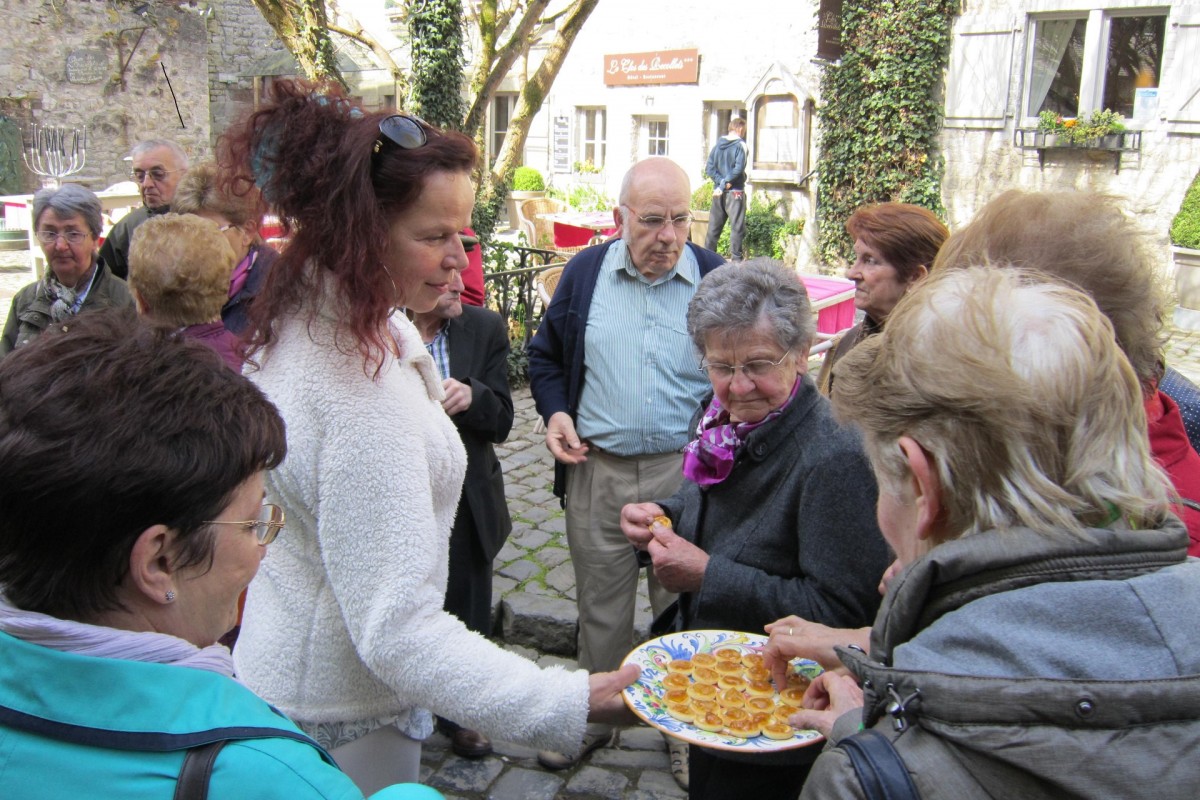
[621,629,825,753]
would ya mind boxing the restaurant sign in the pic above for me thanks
[603,49,699,87]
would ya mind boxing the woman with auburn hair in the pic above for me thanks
[218,81,634,796]
[771,267,1200,799]
[816,202,947,395]
[171,160,278,337]
[932,189,1200,556]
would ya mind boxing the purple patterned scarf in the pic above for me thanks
[682,378,801,486]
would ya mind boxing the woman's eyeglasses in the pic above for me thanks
[699,351,793,382]
[374,114,429,154]
[36,230,90,245]
[202,503,286,545]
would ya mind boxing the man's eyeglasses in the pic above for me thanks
[699,351,793,382]
[374,114,429,154]
[131,168,180,183]
[202,503,286,545]
[36,230,90,246]
[623,206,693,230]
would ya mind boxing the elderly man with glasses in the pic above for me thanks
[99,139,189,280]
[528,157,725,786]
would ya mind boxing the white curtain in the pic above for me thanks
[1028,19,1077,116]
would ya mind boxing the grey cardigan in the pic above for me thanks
[657,377,892,635]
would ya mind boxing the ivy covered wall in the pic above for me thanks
[816,0,958,264]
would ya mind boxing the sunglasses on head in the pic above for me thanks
[374,114,429,154]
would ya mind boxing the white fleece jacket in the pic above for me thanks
[235,293,589,754]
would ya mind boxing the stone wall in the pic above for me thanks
[0,0,286,193]
[206,0,289,147]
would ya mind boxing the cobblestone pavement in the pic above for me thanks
[9,246,1200,797]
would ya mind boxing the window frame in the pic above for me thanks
[643,117,670,157]
[576,107,606,172]
[489,93,518,166]
[1020,3,1169,129]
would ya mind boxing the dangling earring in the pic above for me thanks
[165,590,176,603]
[384,269,401,312]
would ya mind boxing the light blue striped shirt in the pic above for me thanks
[575,240,711,456]
[424,323,450,380]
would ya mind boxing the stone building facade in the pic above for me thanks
[1,0,286,194]
[490,0,1200,268]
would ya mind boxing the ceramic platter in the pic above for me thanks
[621,629,824,753]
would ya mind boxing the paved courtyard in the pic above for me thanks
[5,248,1200,798]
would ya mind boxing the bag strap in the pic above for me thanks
[839,728,921,800]
[173,740,229,800]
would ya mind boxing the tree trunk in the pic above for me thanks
[250,0,346,87]
[472,0,598,241]
[463,0,552,141]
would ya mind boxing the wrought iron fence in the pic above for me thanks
[482,244,562,349]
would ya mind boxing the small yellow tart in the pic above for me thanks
[745,696,775,713]
[666,702,696,723]
[714,648,742,662]
[746,680,774,697]
[691,698,719,714]
[692,667,721,685]
[714,660,743,677]
[662,672,691,691]
[694,711,726,732]
[763,719,795,740]
[717,674,748,691]
[667,659,693,675]
[691,653,718,669]
[745,666,771,683]
[688,682,719,702]
[779,687,807,708]
[716,688,745,708]
[720,706,749,724]
[742,653,765,669]
[726,718,762,738]
[664,688,691,706]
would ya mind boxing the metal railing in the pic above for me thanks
[482,244,562,348]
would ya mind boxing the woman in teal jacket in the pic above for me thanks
[0,312,438,800]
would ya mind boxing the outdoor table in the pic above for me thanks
[544,210,617,249]
[800,274,856,335]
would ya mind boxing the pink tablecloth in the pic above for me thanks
[801,276,856,334]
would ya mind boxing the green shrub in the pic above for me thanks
[511,166,545,192]
[692,178,715,211]
[507,340,530,388]
[551,183,614,212]
[1172,172,1200,249]
[715,194,802,260]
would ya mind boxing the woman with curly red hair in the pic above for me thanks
[220,81,635,796]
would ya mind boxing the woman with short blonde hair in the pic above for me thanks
[129,213,241,370]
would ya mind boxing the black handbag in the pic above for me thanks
[839,728,920,800]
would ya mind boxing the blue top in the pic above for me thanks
[528,239,725,497]
[0,631,439,799]
[574,240,710,455]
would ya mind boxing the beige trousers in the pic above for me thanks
[565,449,682,734]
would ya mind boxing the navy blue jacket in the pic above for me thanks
[527,240,725,498]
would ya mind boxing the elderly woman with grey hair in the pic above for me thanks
[1,184,133,355]
[620,259,891,800]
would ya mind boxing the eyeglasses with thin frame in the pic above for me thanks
[623,206,693,231]
[131,168,180,183]
[36,229,90,246]
[699,350,793,382]
[202,503,286,545]
[374,114,429,155]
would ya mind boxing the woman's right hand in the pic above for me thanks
[762,616,871,681]
[586,663,640,725]
[620,502,666,551]
[787,672,864,738]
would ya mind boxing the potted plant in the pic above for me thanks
[1070,109,1126,147]
[1172,171,1200,330]
[690,177,714,246]
[505,166,547,231]
[1036,110,1065,147]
